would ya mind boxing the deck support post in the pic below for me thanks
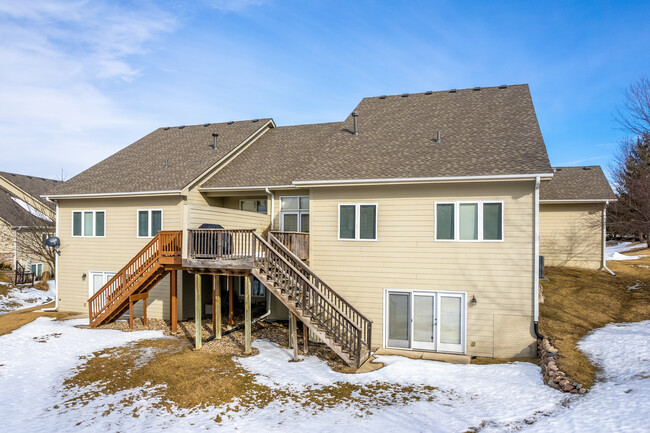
[194,274,202,350]
[303,323,309,354]
[290,313,298,361]
[228,276,234,326]
[288,310,293,349]
[213,275,221,339]
[170,270,177,333]
[244,275,252,354]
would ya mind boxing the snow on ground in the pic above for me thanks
[1,318,649,432]
[0,280,56,313]
[606,242,647,261]
[519,321,650,433]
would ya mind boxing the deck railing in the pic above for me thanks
[88,230,182,327]
[270,231,309,261]
[269,233,372,353]
[187,229,255,260]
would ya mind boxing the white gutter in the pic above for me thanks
[199,185,295,192]
[265,188,275,230]
[540,199,616,203]
[534,177,540,325]
[293,172,555,187]
[42,190,183,200]
[602,201,616,276]
[44,202,59,312]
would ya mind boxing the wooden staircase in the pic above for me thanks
[88,231,182,328]
[252,233,372,367]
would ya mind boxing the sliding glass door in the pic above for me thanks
[386,290,465,353]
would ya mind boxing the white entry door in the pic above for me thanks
[89,271,116,297]
[386,290,465,354]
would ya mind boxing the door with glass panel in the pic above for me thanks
[89,271,116,296]
[386,290,465,353]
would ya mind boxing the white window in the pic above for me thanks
[238,277,266,297]
[435,201,503,242]
[239,199,267,214]
[280,196,309,233]
[30,263,43,278]
[72,210,105,237]
[338,203,377,241]
[137,209,163,238]
[89,271,116,296]
[385,289,466,354]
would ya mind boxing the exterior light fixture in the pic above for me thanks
[82,273,87,280]
[470,295,477,306]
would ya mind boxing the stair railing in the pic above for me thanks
[269,233,372,353]
[252,233,364,365]
[88,231,182,326]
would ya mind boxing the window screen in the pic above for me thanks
[359,205,376,240]
[483,203,503,240]
[339,205,356,239]
[436,204,454,240]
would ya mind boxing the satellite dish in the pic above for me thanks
[45,236,61,255]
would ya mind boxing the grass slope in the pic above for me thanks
[540,248,650,388]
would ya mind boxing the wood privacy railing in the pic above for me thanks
[88,230,182,327]
[187,229,255,260]
[14,262,34,286]
[270,231,309,261]
[269,233,372,353]
[252,233,365,365]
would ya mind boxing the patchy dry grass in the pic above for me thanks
[0,302,75,336]
[471,357,539,366]
[540,248,650,388]
[62,337,443,418]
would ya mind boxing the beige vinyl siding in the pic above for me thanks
[0,222,15,266]
[309,181,536,358]
[57,196,183,316]
[539,203,604,270]
[185,204,270,234]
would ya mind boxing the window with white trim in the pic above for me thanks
[239,199,267,214]
[238,277,266,297]
[31,263,43,278]
[338,203,377,240]
[280,196,309,232]
[89,271,116,296]
[72,211,105,237]
[435,201,503,241]
[137,209,163,237]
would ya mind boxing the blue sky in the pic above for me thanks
[0,0,648,180]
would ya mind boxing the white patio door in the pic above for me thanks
[386,290,465,353]
[89,271,116,296]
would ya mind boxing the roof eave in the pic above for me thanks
[42,190,183,200]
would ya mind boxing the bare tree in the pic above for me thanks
[609,75,650,246]
[0,194,55,275]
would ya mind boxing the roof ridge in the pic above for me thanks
[0,171,60,183]
[157,118,273,130]
[362,83,529,100]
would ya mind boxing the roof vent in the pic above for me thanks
[252,119,259,123]
[227,121,234,125]
[203,123,211,127]
[449,89,457,93]
[211,133,218,151]
[583,166,592,170]
[499,84,508,89]
[425,91,433,95]
[473,87,481,91]
[163,127,170,130]
[179,125,185,129]
[379,95,387,99]
[401,93,409,97]
[433,130,442,144]
[163,159,169,170]
[351,111,359,136]
[556,168,563,171]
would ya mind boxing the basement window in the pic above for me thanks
[435,201,503,242]
[137,209,162,238]
[72,210,105,237]
[338,203,377,241]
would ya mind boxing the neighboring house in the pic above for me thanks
[539,166,616,270]
[44,84,615,366]
[0,172,59,280]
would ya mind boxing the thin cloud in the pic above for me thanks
[205,0,267,12]
[559,155,609,166]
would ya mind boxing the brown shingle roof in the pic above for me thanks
[0,171,60,209]
[0,187,53,227]
[540,166,616,201]
[48,120,272,196]
[201,122,342,188]
[202,84,552,188]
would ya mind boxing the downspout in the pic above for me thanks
[265,187,275,230]
[13,228,17,270]
[533,177,544,339]
[44,201,59,312]
[602,201,616,276]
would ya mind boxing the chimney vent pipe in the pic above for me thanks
[434,131,442,143]
[211,133,218,150]
[351,111,359,135]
